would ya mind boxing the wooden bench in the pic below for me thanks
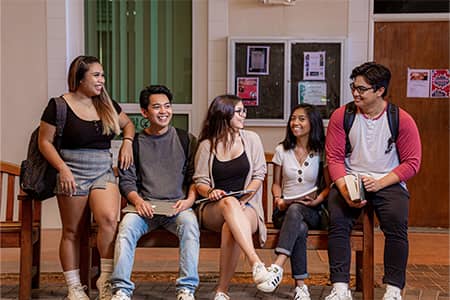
[80,155,374,299]
[0,161,42,300]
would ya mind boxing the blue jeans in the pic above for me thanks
[110,209,200,296]
[327,184,409,288]
[272,203,321,279]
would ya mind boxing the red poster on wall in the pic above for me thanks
[430,69,450,98]
[236,77,259,106]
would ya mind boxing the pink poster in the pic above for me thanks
[236,77,259,106]
[430,69,450,98]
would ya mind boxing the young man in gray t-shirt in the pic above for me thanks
[110,85,199,300]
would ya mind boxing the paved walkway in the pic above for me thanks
[1,276,449,299]
[1,228,449,299]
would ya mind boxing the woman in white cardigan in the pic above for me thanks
[193,95,269,300]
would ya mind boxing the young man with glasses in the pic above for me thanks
[324,62,422,300]
[110,85,200,300]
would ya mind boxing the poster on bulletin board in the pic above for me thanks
[298,81,327,105]
[237,77,259,106]
[303,51,326,80]
[247,46,270,75]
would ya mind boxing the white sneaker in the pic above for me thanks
[324,287,353,300]
[383,289,402,300]
[256,264,284,292]
[252,262,270,284]
[214,292,230,300]
[96,277,112,300]
[66,284,89,300]
[111,290,131,300]
[177,289,195,300]
[293,285,311,300]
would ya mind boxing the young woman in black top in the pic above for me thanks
[39,56,135,300]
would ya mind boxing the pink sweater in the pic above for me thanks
[326,104,422,183]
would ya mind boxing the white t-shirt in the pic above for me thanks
[272,144,320,198]
[346,113,400,180]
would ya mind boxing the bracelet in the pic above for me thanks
[123,137,134,142]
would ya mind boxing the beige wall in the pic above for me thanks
[208,0,350,151]
[1,0,48,164]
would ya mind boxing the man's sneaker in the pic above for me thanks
[66,284,89,300]
[324,288,353,300]
[177,289,195,300]
[382,289,402,300]
[256,264,284,292]
[252,262,270,284]
[214,292,230,300]
[111,290,131,300]
[96,277,112,300]
[293,285,311,300]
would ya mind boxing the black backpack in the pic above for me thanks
[344,101,399,157]
[20,97,67,200]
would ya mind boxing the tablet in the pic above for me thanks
[195,189,256,205]
[122,199,178,217]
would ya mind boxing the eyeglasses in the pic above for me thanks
[349,82,374,94]
[234,108,247,116]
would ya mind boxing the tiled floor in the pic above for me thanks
[1,228,449,299]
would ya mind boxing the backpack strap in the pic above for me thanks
[175,128,191,184]
[385,102,399,154]
[175,128,189,158]
[343,102,357,157]
[132,133,142,191]
[53,97,67,150]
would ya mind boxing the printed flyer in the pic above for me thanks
[430,69,450,98]
[237,77,259,106]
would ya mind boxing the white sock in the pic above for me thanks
[386,284,401,295]
[333,282,349,293]
[63,269,81,287]
[98,258,113,282]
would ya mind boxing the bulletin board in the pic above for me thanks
[229,38,344,126]
[290,41,342,119]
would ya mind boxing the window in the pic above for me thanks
[84,0,192,112]
[374,0,450,14]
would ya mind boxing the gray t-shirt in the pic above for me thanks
[119,127,195,201]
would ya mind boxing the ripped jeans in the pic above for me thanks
[110,209,200,296]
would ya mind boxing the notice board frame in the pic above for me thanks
[228,37,345,126]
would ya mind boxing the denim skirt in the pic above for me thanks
[56,148,116,196]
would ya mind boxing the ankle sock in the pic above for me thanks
[98,258,113,283]
[386,284,401,295]
[63,269,81,287]
[333,282,349,294]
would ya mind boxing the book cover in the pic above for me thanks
[343,174,366,202]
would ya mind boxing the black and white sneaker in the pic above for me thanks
[256,264,283,293]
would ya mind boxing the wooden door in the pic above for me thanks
[374,21,449,227]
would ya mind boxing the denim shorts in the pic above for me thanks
[56,148,116,196]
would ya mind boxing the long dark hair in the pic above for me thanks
[67,55,119,135]
[281,104,325,153]
[198,94,242,152]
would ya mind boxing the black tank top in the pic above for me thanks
[212,151,250,192]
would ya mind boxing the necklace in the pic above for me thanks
[294,146,309,165]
